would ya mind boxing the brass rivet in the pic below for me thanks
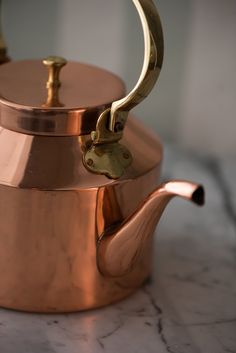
[87,159,94,167]
[123,153,130,160]
[114,122,123,132]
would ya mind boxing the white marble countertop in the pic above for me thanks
[0,144,235,353]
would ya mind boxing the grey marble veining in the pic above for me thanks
[0,144,236,353]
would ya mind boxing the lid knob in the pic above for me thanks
[43,56,67,107]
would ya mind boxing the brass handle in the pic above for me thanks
[110,0,164,132]
[84,0,164,179]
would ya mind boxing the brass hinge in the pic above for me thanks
[83,109,133,179]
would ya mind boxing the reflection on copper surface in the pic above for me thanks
[96,187,123,236]
[0,128,33,184]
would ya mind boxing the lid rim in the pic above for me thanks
[0,59,126,136]
[0,96,116,113]
[0,102,114,136]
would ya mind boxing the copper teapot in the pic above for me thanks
[0,0,204,313]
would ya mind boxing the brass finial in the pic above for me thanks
[43,56,67,107]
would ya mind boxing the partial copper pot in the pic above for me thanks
[0,0,204,313]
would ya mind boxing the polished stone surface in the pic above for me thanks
[0,144,235,353]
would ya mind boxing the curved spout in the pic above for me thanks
[97,181,204,277]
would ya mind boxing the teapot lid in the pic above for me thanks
[0,57,125,136]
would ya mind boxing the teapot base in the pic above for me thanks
[0,280,150,314]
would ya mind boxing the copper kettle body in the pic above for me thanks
[0,0,204,313]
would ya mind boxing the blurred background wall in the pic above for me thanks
[2,0,236,157]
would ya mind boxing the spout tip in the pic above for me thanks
[192,186,205,206]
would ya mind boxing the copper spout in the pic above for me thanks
[97,181,205,278]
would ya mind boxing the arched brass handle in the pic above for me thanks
[84,0,164,179]
[110,0,164,132]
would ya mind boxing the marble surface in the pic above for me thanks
[0,144,236,353]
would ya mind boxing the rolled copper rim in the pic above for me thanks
[0,101,116,136]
